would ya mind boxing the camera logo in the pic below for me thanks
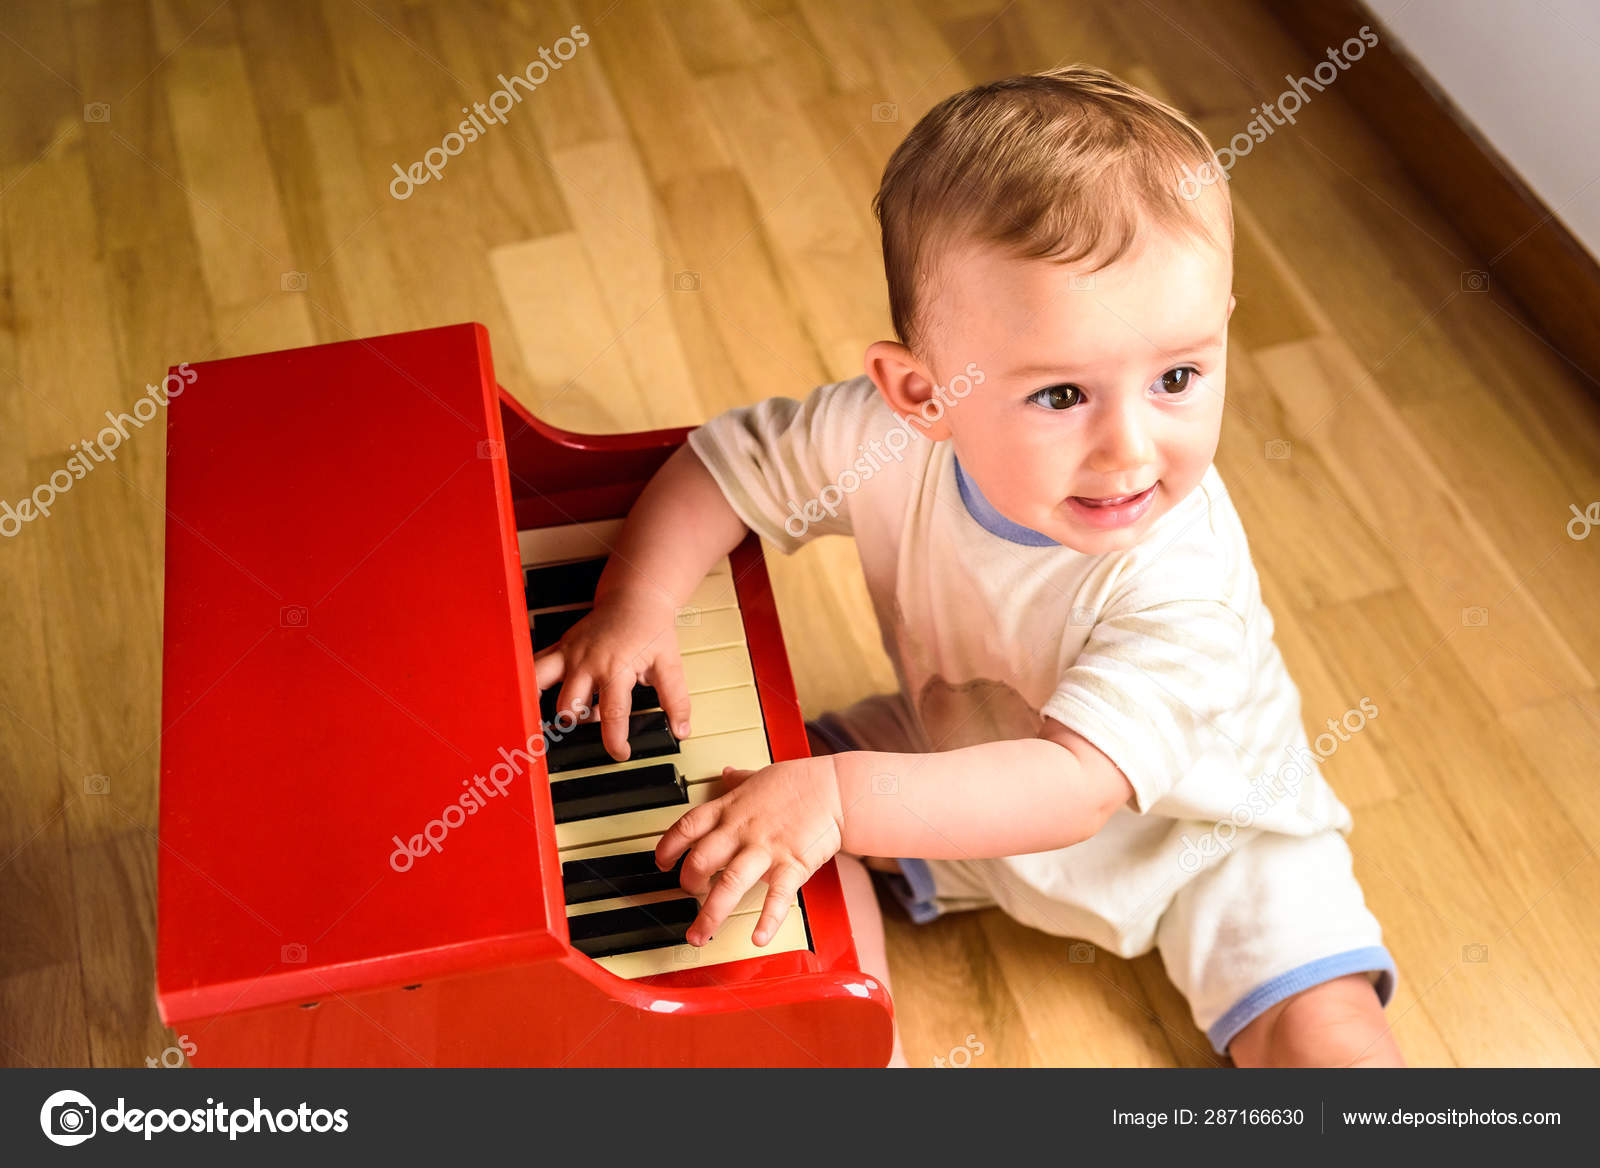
[40,1090,97,1146]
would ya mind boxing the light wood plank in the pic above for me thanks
[491,233,648,430]
[1256,335,1594,712]
[546,139,703,426]
[163,43,316,353]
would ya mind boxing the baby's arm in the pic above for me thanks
[655,718,1132,947]
[832,718,1133,857]
[535,445,747,761]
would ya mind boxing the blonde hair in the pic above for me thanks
[873,64,1232,352]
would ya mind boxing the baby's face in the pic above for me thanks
[917,224,1233,555]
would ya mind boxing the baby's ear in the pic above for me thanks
[863,340,954,440]
[1227,294,1237,318]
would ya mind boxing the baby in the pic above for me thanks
[535,65,1402,1068]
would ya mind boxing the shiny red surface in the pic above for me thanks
[156,323,894,1066]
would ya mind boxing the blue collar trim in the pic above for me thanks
[952,455,1059,547]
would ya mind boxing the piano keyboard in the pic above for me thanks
[521,519,812,980]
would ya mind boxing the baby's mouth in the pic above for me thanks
[1071,484,1155,508]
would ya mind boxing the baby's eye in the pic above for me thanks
[1026,384,1082,410]
[1155,367,1199,395]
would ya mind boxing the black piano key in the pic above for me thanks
[563,852,687,904]
[551,762,687,824]
[540,683,660,725]
[568,897,700,959]
[545,710,677,773]
[524,557,606,609]
[530,606,588,653]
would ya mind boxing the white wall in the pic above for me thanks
[1365,0,1600,262]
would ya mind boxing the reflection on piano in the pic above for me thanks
[155,323,894,1066]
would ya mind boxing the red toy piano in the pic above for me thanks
[155,322,894,1066]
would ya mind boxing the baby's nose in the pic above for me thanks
[1089,414,1155,469]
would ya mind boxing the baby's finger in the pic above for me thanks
[535,648,566,693]
[553,670,595,730]
[719,765,757,791]
[646,652,692,739]
[678,827,742,899]
[752,862,806,946]
[655,800,720,870]
[598,669,637,762]
[688,847,769,946]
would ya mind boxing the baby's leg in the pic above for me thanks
[833,852,906,1067]
[1159,830,1401,1067]
[1228,973,1404,1067]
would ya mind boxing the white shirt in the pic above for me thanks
[688,375,1352,842]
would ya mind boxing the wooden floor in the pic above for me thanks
[2,0,1598,1068]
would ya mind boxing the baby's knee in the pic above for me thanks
[1232,974,1403,1068]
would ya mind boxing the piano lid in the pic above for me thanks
[156,323,563,1022]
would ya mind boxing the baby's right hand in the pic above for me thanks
[533,589,692,762]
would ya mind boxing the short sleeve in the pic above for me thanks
[688,377,894,554]
[1041,595,1251,814]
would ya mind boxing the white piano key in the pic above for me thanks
[673,608,749,652]
[565,880,796,922]
[591,904,810,980]
[678,644,754,691]
[559,834,680,865]
[518,519,731,580]
[676,686,762,736]
[517,519,623,565]
[567,888,693,917]
[682,571,737,612]
[554,776,717,850]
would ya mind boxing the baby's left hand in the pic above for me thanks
[654,757,844,948]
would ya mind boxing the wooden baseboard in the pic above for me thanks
[1264,0,1600,389]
